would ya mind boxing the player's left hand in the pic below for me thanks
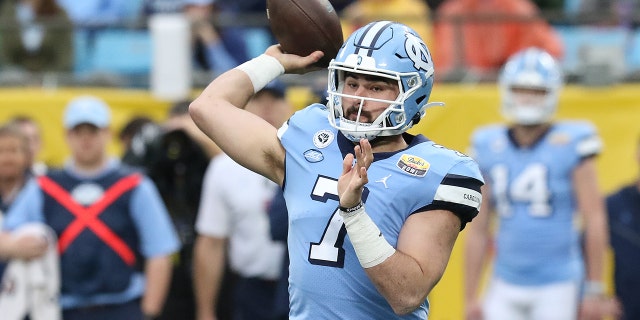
[338,138,373,208]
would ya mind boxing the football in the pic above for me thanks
[266,0,344,68]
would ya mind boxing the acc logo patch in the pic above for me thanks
[397,154,430,177]
[304,149,324,163]
[313,130,334,148]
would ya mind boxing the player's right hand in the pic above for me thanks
[338,138,373,209]
[265,44,324,75]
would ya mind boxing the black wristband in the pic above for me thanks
[339,201,364,213]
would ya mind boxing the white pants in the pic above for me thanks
[483,278,579,320]
[0,224,61,320]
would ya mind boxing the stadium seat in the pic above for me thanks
[91,29,152,75]
[626,29,640,72]
[73,30,93,75]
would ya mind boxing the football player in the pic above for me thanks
[465,48,610,320]
[190,21,484,319]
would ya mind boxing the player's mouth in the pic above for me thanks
[345,106,372,123]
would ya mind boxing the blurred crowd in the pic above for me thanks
[0,86,294,319]
[0,0,639,86]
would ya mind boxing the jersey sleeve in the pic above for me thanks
[424,159,485,230]
[130,176,181,257]
[572,122,602,160]
[3,178,45,231]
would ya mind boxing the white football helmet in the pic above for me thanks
[499,47,563,125]
[326,21,443,142]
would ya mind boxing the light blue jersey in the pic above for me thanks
[277,104,484,319]
[471,121,602,286]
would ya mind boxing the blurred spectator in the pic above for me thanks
[606,135,640,320]
[0,0,73,73]
[54,0,140,27]
[0,124,33,216]
[208,0,278,58]
[133,99,214,320]
[340,0,432,44]
[192,83,291,320]
[8,116,47,175]
[3,95,180,320]
[185,0,246,76]
[0,124,60,320]
[433,0,564,80]
[144,0,245,76]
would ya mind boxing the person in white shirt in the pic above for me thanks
[193,82,292,320]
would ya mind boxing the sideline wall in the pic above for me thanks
[0,84,638,319]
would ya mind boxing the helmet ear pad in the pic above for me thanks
[409,112,422,126]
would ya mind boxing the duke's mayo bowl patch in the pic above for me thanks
[396,154,430,177]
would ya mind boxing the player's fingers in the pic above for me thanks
[359,166,368,184]
[285,51,325,73]
[302,50,324,62]
[355,144,369,177]
[360,138,371,157]
[353,143,362,162]
[342,153,354,176]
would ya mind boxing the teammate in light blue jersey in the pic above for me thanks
[190,21,484,319]
[464,48,610,320]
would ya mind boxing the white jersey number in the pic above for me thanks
[491,163,551,217]
[308,175,368,268]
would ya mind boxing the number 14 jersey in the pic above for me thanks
[470,121,602,286]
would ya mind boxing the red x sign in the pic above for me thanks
[38,174,142,266]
